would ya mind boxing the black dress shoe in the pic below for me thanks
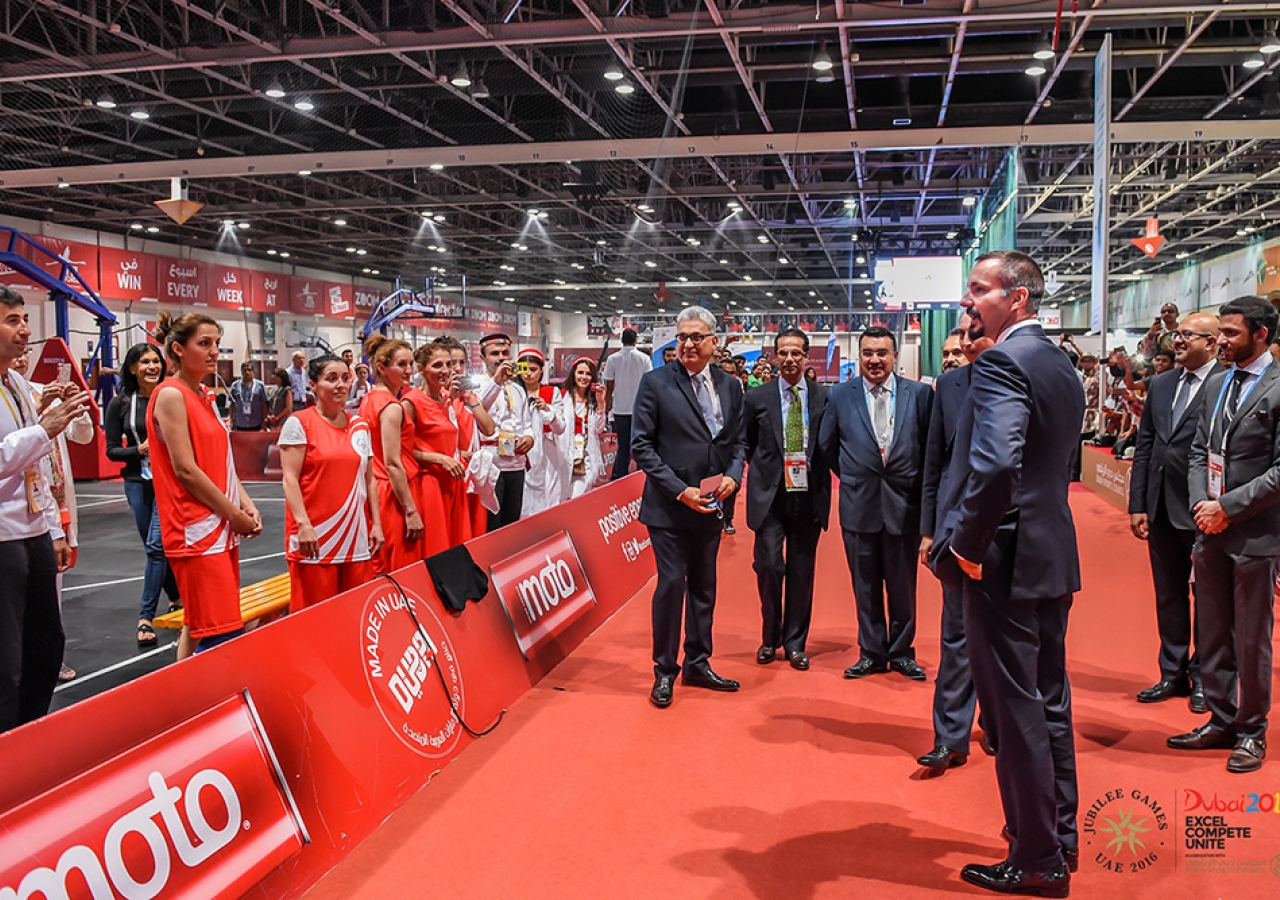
[981,734,997,756]
[890,658,927,681]
[756,645,777,665]
[1000,827,1078,874]
[1167,723,1236,750]
[786,651,810,671]
[1189,684,1208,714]
[918,745,967,769]
[1227,736,1266,773]
[682,668,740,692]
[960,860,1070,898]
[723,522,736,534]
[1136,678,1192,703]
[650,674,674,708]
[843,658,889,679]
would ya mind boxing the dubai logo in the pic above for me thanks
[1082,789,1169,874]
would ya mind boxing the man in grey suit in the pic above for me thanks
[631,306,746,709]
[933,251,1084,897]
[1172,295,1280,773]
[1129,312,1221,713]
[819,325,933,682]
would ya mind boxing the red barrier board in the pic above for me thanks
[98,247,159,303]
[0,694,307,900]
[489,530,598,660]
[0,474,655,900]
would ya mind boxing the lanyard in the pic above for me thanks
[1208,362,1269,451]
[1,374,35,427]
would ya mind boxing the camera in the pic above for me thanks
[511,360,532,378]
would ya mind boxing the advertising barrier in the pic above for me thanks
[1080,444,1132,513]
[0,474,655,900]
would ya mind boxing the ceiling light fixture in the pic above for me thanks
[1244,51,1266,70]
[604,64,625,81]
[334,218,347,226]
[1033,41,1056,61]
[267,249,278,256]
[279,251,289,258]
[429,163,445,172]
[962,195,978,207]
[130,222,144,231]
[298,169,312,176]
[471,80,491,100]
[812,41,834,73]
[843,197,858,209]
[1263,30,1280,54]
[130,108,150,120]
[615,82,635,95]
[451,63,472,87]
[293,98,315,111]
[146,226,159,233]
[265,82,287,98]
[95,94,117,109]
[1025,61,1048,77]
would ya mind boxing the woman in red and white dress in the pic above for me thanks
[359,335,422,573]
[404,342,467,556]
[149,311,262,657]
[519,348,568,518]
[563,356,609,498]
[280,354,383,609]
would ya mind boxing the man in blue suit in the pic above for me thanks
[632,306,746,709]
[932,251,1084,897]
[819,325,933,682]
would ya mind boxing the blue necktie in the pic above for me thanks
[694,371,719,437]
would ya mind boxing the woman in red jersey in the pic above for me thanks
[404,342,468,556]
[280,354,383,609]
[563,356,609,499]
[359,335,421,572]
[148,312,261,656]
[442,337,494,541]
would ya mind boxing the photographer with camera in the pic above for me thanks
[474,333,535,529]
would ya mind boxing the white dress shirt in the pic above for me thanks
[0,370,63,542]
[605,347,652,416]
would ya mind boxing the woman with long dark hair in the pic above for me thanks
[280,354,382,608]
[562,356,608,498]
[149,312,262,657]
[105,342,180,647]
[265,367,292,430]
[359,334,422,572]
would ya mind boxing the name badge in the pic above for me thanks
[24,465,43,514]
[498,430,516,457]
[1207,451,1225,500]
[784,452,809,492]
[573,432,586,460]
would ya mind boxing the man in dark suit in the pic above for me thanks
[1173,295,1280,773]
[743,327,830,671]
[933,251,1084,897]
[917,316,994,770]
[631,305,747,709]
[1129,312,1221,713]
[818,325,933,682]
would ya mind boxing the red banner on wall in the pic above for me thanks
[209,264,251,311]
[324,282,353,319]
[353,286,381,315]
[159,259,208,305]
[98,247,159,302]
[289,276,323,315]
[0,474,653,900]
[250,270,285,312]
[36,239,100,292]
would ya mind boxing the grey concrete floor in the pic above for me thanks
[51,479,288,712]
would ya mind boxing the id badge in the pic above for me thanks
[241,401,253,418]
[141,456,153,481]
[24,465,43,514]
[784,452,809,492]
[1207,451,1225,500]
[573,432,586,460]
[498,430,516,457]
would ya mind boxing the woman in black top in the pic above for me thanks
[105,343,180,646]
[266,367,292,430]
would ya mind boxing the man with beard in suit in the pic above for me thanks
[932,251,1084,896]
[1129,312,1221,714]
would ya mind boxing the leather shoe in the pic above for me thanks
[918,745,967,769]
[960,860,1070,898]
[649,675,674,708]
[723,522,736,534]
[1167,723,1236,751]
[787,650,810,671]
[756,645,777,665]
[1227,736,1266,773]
[843,658,889,679]
[1189,684,1208,714]
[682,668,740,692]
[1000,827,1078,874]
[891,658,927,681]
[1136,678,1192,703]
[981,734,997,756]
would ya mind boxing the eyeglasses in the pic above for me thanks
[1172,330,1214,341]
[674,332,713,345]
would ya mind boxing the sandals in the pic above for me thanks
[58,663,76,682]
[167,600,183,613]
[137,622,158,647]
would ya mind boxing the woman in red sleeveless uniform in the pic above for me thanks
[280,354,383,609]
[148,311,261,656]
[404,342,466,556]
[442,337,494,541]
[359,335,421,572]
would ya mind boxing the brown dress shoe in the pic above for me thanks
[1227,737,1266,773]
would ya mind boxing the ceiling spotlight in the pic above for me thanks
[1033,41,1056,61]
[371,269,380,275]
[451,63,472,88]
[293,98,315,111]
[615,82,636,95]
[779,257,790,265]
[1244,51,1266,70]
[298,169,312,176]
[812,41,835,73]
[678,276,689,282]
[434,214,445,222]
[1025,62,1048,77]
[527,208,541,217]
[429,163,445,172]
[279,251,290,258]
[843,197,858,209]
[644,260,657,268]
[637,203,654,213]
[727,200,742,210]
[962,195,978,207]
[146,226,159,233]
[719,258,729,265]
[856,255,866,264]
[757,235,770,244]
[743,275,753,282]
[267,249,278,256]
[334,218,347,226]
[346,246,357,253]
[130,222,144,231]
[222,219,236,228]
[1237,227,1249,236]
[356,249,367,255]
[130,108,150,120]
[1176,250,1191,259]
[946,230,958,239]
[95,94,117,109]
[237,221,250,229]
[265,82,287,99]
[604,64,625,81]
[1263,31,1280,54]
[471,80,491,100]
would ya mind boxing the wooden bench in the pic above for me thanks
[153,572,292,630]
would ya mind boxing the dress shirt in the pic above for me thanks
[1173,358,1217,413]
[0,370,62,542]
[288,364,309,404]
[778,376,809,453]
[487,380,536,472]
[995,317,1040,345]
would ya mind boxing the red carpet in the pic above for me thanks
[306,486,1280,899]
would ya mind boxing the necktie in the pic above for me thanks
[694,371,719,437]
[785,385,804,454]
[871,383,891,449]
[1222,369,1250,435]
[1171,370,1196,424]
